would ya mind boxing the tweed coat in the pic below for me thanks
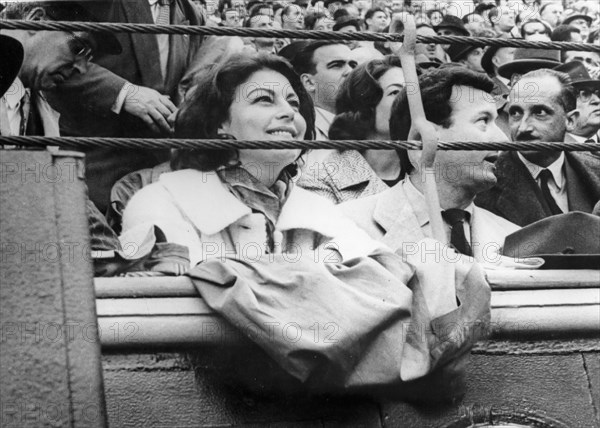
[475,151,600,227]
[298,150,390,204]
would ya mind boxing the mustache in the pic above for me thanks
[514,132,538,141]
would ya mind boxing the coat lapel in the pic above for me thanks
[163,0,189,95]
[565,152,600,212]
[121,0,164,91]
[494,151,549,226]
[373,183,426,250]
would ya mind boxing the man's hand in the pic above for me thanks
[123,85,177,134]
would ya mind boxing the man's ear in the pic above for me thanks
[300,73,315,93]
[566,109,580,133]
[26,6,46,21]
[25,6,46,35]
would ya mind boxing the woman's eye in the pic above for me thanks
[388,89,401,97]
[288,99,300,109]
[254,95,273,104]
[478,117,489,124]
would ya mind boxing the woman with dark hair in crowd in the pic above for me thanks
[298,56,406,203]
[119,52,386,269]
[117,52,490,396]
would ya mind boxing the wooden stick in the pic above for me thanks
[391,14,446,244]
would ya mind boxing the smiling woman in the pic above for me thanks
[116,56,490,398]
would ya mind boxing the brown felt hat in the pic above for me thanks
[555,61,600,90]
[497,48,561,80]
[502,212,600,269]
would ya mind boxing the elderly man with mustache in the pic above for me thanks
[476,68,600,226]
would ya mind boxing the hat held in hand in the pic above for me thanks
[502,212,600,269]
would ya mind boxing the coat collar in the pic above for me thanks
[159,169,342,238]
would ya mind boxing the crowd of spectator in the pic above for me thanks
[1,0,599,397]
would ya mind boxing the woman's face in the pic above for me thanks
[219,69,306,170]
[374,67,405,138]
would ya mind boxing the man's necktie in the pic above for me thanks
[442,209,473,256]
[155,0,171,79]
[19,89,31,136]
[585,139,594,143]
[538,169,563,215]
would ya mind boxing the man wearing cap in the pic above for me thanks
[476,68,600,226]
[434,14,470,37]
[481,46,515,97]
[447,44,485,73]
[496,47,561,87]
[557,61,600,145]
[340,66,519,263]
[561,12,592,40]
[0,35,23,100]
[1,2,121,137]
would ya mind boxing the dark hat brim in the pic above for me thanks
[433,24,470,37]
[498,59,561,79]
[562,14,593,25]
[449,45,476,62]
[572,79,600,90]
[0,35,24,98]
[481,45,500,75]
[534,254,600,270]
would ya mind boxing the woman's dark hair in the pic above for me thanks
[329,55,402,140]
[173,53,315,171]
[390,66,494,174]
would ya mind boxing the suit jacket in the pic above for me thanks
[339,178,520,263]
[298,150,390,204]
[45,0,212,212]
[475,151,600,227]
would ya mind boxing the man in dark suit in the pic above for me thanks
[1,2,121,137]
[476,68,600,226]
[45,0,222,212]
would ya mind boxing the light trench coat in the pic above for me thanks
[119,168,491,393]
[120,169,383,265]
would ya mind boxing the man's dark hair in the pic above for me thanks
[173,53,315,171]
[551,24,580,41]
[365,7,386,23]
[519,68,576,113]
[281,40,346,75]
[390,67,494,174]
[474,3,495,16]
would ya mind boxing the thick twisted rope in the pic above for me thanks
[1,136,598,151]
[1,20,599,51]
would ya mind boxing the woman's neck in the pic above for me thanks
[362,149,401,181]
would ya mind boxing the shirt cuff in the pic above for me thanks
[111,83,132,114]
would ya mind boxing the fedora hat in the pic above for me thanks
[561,12,593,26]
[497,48,561,79]
[447,43,477,62]
[0,35,24,98]
[554,60,600,89]
[433,15,470,37]
[502,212,600,269]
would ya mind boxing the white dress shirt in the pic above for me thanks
[0,77,28,135]
[518,151,568,213]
